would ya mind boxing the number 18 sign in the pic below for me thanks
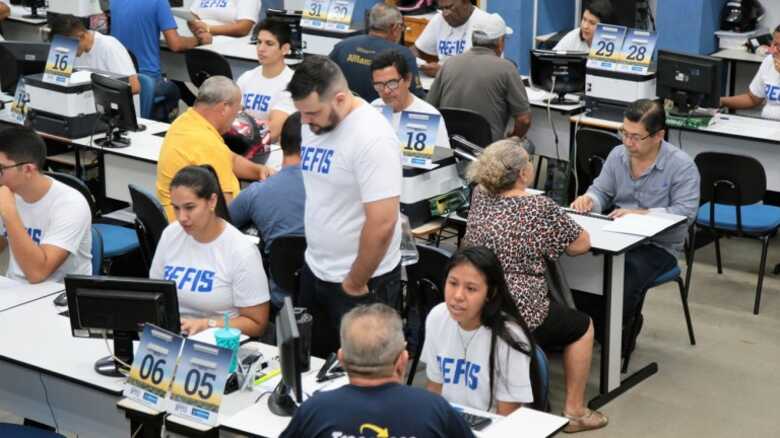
[42,35,79,86]
[123,324,184,411]
[398,111,440,169]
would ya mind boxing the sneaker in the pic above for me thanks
[562,409,609,433]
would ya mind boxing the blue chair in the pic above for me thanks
[692,152,780,315]
[137,73,165,120]
[530,345,551,412]
[90,226,103,275]
[0,424,64,437]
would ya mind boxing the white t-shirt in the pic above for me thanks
[149,221,270,318]
[190,0,260,25]
[415,7,492,63]
[553,28,589,52]
[300,102,402,282]
[1,179,92,283]
[236,65,295,121]
[371,94,451,148]
[749,55,780,120]
[76,31,137,77]
[421,303,534,412]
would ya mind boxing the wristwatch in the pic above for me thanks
[207,319,217,328]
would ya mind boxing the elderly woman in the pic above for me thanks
[463,137,606,433]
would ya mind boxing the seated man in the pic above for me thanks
[370,50,450,148]
[49,14,140,95]
[0,127,92,283]
[329,2,422,103]
[427,13,531,142]
[553,0,612,52]
[229,112,305,309]
[720,24,780,120]
[570,98,700,354]
[157,76,273,221]
[413,0,493,78]
[280,303,475,438]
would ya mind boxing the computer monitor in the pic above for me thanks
[91,72,142,148]
[0,41,49,92]
[656,50,723,115]
[22,0,46,19]
[530,49,587,105]
[265,9,304,59]
[268,296,303,417]
[65,275,181,377]
[451,134,484,162]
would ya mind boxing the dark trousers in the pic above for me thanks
[151,77,181,122]
[298,263,402,358]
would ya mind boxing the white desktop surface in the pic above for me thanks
[8,5,48,24]
[0,277,64,312]
[475,406,568,437]
[712,48,764,63]
[699,113,780,142]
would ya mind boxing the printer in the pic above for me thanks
[585,68,656,122]
[401,147,467,228]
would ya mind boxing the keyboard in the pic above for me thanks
[461,411,492,431]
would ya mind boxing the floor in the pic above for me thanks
[2,236,779,437]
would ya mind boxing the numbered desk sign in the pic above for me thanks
[301,0,331,29]
[169,338,233,426]
[324,0,355,32]
[9,79,30,125]
[42,35,78,86]
[617,29,658,75]
[587,24,628,72]
[124,324,184,411]
[398,111,439,169]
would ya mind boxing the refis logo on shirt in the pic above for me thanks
[764,84,780,102]
[438,39,465,57]
[198,0,228,7]
[436,355,480,390]
[300,146,335,175]
[27,228,42,244]
[163,266,215,292]
[243,93,271,112]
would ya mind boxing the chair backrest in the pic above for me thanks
[530,345,551,412]
[91,226,103,275]
[695,152,766,206]
[439,107,493,148]
[137,73,156,119]
[128,184,168,264]
[269,235,307,301]
[44,171,97,218]
[544,258,577,309]
[575,128,622,196]
[185,49,233,88]
[0,44,18,92]
[406,244,452,316]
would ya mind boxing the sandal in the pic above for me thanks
[562,409,608,433]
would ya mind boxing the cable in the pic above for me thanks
[547,77,560,162]
[38,373,60,432]
[131,423,144,438]
[102,331,132,372]
[572,113,583,196]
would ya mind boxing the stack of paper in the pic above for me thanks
[603,214,678,236]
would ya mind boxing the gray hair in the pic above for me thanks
[339,303,405,378]
[195,76,240,106]
[467,137,530,193]
[369,2,403,32]
[472,31,501,49]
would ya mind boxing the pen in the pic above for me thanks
[254,368,281,385]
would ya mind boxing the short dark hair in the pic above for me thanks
[170,165,230,221]
[775,24,780,34]
[0,126,46,170]
[255,19,292,47]
[624,98,666,134]
[584,0,613,22]
[280,112,301,156]
[370,50,410,79]
[49,14,86,38]
[286,55,344,101]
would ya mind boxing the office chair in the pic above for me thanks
[0,44,18,92]
[0,424,65,438]
[530,345,551,412]
[90,226,104,275]
[574,128,622,196]
[691,152,780,315]
[438,107,493,148]
[268,235,307,306]
[185,48,233,88]
[128,184,169,270]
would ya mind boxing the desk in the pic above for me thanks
[0,277,63,312]
[3,5,47,42]
[712,48,764,98]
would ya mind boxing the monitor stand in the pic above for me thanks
[96,127,132,149]
[95,331,134,377]
[544,92,580,106]
[23,6,45,19]
[268,381,298,416]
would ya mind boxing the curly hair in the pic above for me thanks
[467,137,529,194]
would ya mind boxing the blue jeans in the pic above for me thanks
[151,77,180,122]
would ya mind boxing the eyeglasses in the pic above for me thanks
[372,78,402,92]
[617,128,657,143]
[0,162,30,176]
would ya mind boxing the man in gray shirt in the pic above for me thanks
[426,13,531,142]
[571,98,700,353]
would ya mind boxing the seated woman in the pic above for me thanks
[463,138,607,433]
[235,19,295,143]
[421,246,535,416]
[150,165,270,337]
[189,0,260,40]
[720,24,780,120]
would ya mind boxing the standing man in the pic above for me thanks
[287,56,402,357]
[570,99,700,355]
[329,2,422,102]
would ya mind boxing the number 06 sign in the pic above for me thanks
[124,325,184,411]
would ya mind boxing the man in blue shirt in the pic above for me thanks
[110,0,211,121]
[229,112,305,309]
[329,2,422,102]
[280,303,475,438]
[571,98,700,355]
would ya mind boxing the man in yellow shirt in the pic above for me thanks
[157,76,273,221]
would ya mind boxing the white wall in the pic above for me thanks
[760,0,779,31]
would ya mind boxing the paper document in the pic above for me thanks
[0,276,21,289]
[171,8,197,22]
[603,213,679,237]
[188,327,249,345]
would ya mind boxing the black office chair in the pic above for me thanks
[438,107,493,148]
[185,48,233,88]
[574,128,622,196]
[128,184,169,270]
[268,235,307,305]
[0,44,18,92]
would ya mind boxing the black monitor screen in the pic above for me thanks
[530,49,587,105]
[265,9,303,59]
[0,41,49,91]
[268,296,303,416]
[656,50,723,113]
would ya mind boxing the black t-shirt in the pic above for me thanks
[279,382,475,438]
[329,34,424,102]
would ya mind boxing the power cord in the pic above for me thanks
[131,423,144,438]
[571,113,584,196]
[102,331,132,373]
[38,373,60,432]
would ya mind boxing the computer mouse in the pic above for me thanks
[53,292,68,307]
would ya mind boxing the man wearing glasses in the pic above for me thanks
[570,98,700,357]
[0,127,92,283]
[369,50,450,149]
